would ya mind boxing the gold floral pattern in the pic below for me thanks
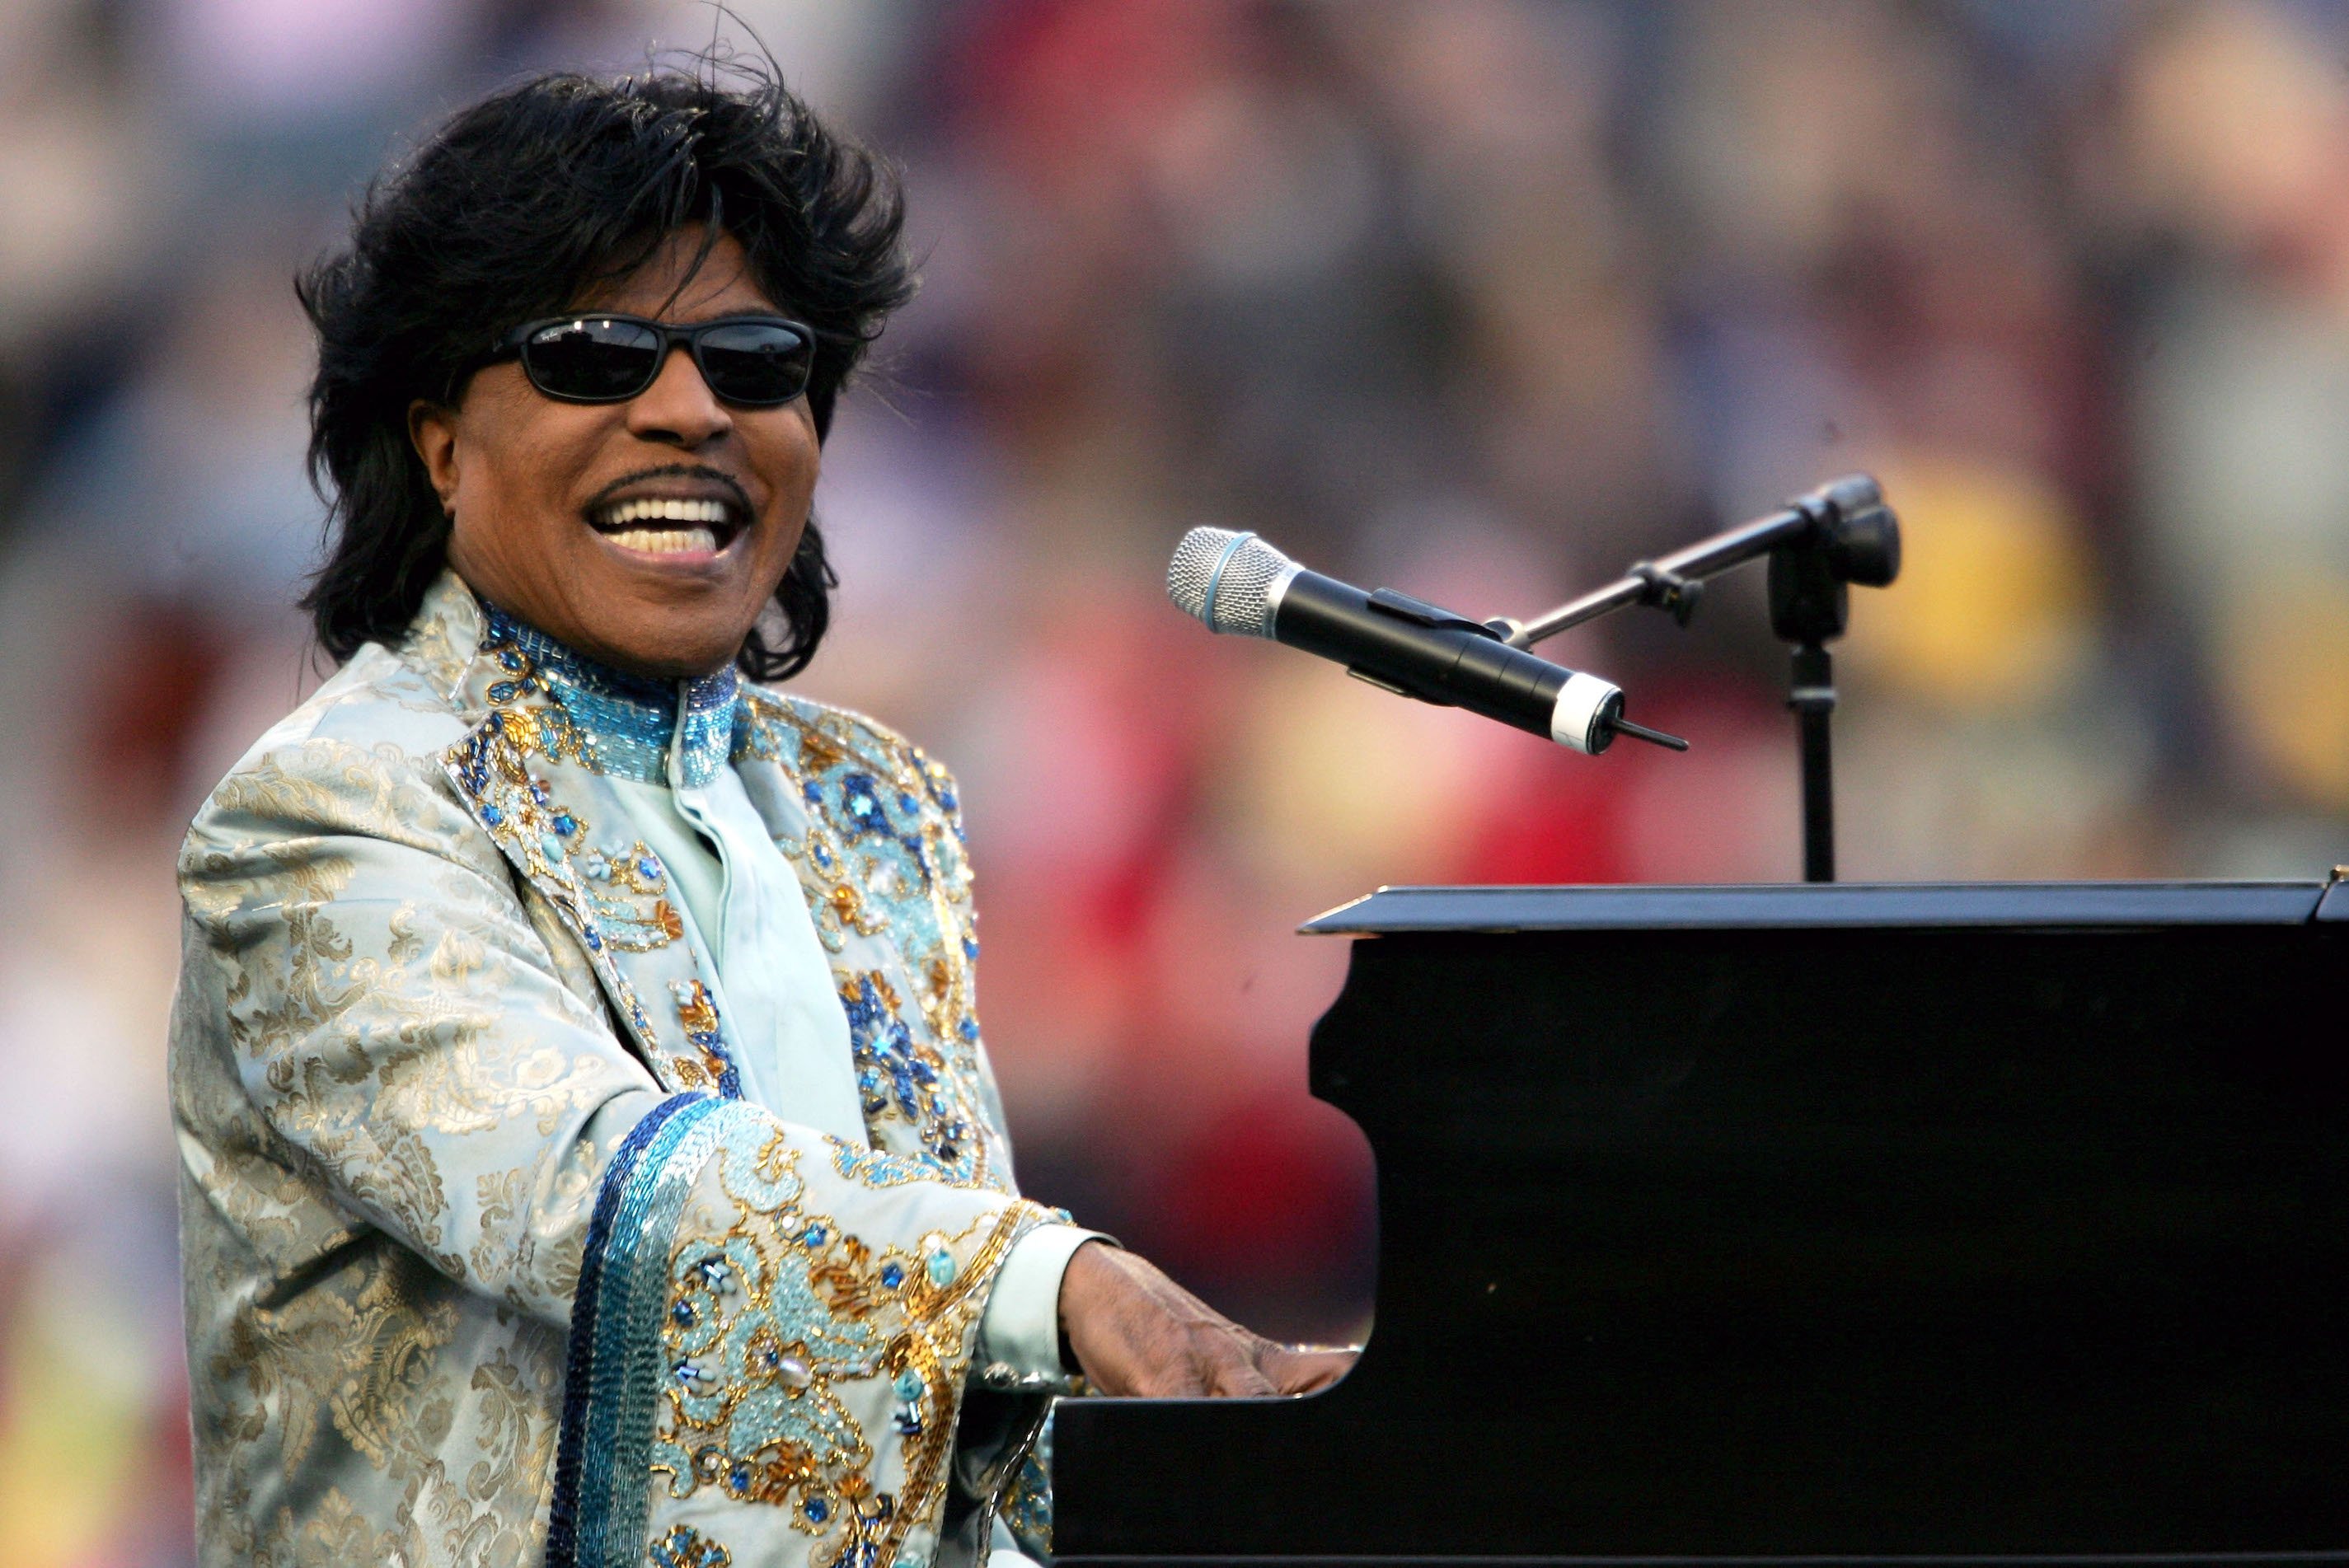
[649,1522,734,1567]
[649,1122,1046,1568]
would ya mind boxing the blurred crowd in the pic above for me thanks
[5,1,2349,1561]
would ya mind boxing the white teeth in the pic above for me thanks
[597,497,732,527]
[589,494,735,556]
[604,526,720,555]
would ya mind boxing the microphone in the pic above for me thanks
[1167,527,1686,755]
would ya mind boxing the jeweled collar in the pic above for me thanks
[477,601,739,788]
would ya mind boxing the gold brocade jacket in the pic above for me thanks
[171,573,1062,1568]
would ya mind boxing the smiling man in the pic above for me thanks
[411,232,817,681]
[170,60,1343,1568]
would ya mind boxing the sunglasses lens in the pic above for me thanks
[522,317,662,400]
[695,321,814,405]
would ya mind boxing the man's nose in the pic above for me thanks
[626,343,733,447]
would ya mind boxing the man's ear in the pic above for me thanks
[407,400,460,513]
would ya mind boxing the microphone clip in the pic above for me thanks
[1364,588,1506,639]
[1348,589,1506,705]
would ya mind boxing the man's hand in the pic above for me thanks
[1057,1240,1357,1397]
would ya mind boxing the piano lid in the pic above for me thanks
[1301,879,2333,934]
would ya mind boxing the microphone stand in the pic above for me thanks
[1488,475,1901,882]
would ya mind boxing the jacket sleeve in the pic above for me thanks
[180,735,1057,1568]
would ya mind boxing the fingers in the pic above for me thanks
[1136,1336,1344,1397]
[1118,1337,1274,1397]
[1202,1343,1278,1397]
[1257,1343,1358,1395]
[1057,1243,1347,1398]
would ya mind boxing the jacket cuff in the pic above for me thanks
[974,1224,1104,1384]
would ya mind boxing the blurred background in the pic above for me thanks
[4,0,2349,1559]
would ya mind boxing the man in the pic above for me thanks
[171,59,1347,1568]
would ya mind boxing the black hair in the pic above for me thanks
[297,50,915,679]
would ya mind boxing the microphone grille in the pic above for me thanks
[1166,527,1294,637]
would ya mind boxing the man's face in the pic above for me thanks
[410,227,818,679]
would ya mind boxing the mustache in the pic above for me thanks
[581,464,753,516]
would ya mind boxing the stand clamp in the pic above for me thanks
[1629,561,1704,626]
[1499,474,1902,882]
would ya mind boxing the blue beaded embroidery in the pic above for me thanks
[839,972,968,1173]
[648,1522,734,1568]
[482,603,739,786]
[547,1093,737,1568]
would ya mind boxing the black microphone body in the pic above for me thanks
[1276,572,1573,742]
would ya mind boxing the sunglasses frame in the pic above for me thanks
[484,311,818,408]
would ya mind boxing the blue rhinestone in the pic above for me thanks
[813,844,832,867]
[730,1464,751,1493]
[959,1019,979,1041]
[481,804,504,826]
[500,650,524,671]
[639,857,662,881]
[804,1497,830,1524]
[671,1300,694,1327]
[962,937,980,958]
[803,1224,828,1246]
[527,781,550,804]
[879,1262,903,1290]
[898,792,918,812]
[926,1248,955,1286]
[554,812,576,835]
[584,929,602,950]
[803,782,823,804]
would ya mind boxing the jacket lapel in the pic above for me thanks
[423,583,744,1098]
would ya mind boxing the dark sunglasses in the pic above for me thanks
[485,312,818,407]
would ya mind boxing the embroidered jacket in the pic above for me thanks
[171,573,1061,1568]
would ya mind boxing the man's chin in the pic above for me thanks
[556,590,758,682]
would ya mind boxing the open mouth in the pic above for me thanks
[586,495,747,557]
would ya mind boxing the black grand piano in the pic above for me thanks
[1051,879,2349,1566]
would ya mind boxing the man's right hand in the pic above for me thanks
[1056,1239,1357,1397]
